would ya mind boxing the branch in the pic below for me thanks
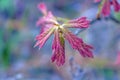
[109,15,120,24]
[75,15,120,35]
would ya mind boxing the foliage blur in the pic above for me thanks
[0,0,120,80]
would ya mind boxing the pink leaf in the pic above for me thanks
[101,0,111,17]
[68,17,90,28]
[112,0,120,12]
[34,28,54,48]
[51,30,65,66]
[64,29,93,58]
[37,2,47,15]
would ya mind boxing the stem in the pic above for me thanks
[109,15,120,24]
[56,17,69,23]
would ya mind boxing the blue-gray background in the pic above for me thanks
[0,0,120,80]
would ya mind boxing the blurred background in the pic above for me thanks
[0,0,120,80]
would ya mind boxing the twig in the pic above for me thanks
[90,17,101,24]
[75,15,120,35]
[75,29,86,35]
[109,15,120,24]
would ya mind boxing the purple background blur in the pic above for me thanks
[0,0,120,80]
